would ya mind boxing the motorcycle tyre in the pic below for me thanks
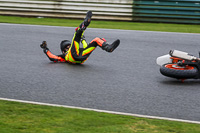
[160,64,198,79]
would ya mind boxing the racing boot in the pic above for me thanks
[84,10,92,27]
[79,11,93,30]
[102,39,120,52]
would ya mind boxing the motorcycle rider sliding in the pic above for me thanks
[40,11,120,64]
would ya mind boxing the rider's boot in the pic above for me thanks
[79,11,93,30]
[84,10,92,27]
[102,39,120,52]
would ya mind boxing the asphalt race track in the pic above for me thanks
[1,23,200,122]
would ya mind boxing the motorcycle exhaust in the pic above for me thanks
[169,50,197,60]
[156,54,172,66]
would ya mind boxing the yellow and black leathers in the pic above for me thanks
[64,27,106,64]
[42,11,120,64]
[43,26,107,64]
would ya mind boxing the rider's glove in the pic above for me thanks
[40,41,49,50]
[40,41,49,54]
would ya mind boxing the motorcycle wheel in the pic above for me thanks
[160,63,198,79]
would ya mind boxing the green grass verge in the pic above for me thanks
[0,15,200,33]
[0,100,200,133]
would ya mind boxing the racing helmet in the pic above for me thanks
[60,40,71,53]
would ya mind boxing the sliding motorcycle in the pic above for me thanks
[156,50,200,81]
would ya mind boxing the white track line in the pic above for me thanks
[0,97,200,124]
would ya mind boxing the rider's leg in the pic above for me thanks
[70,11,92,58]
[81,36,88,48]
[69,41,97,61]
[90,37,120,52]
[82,39,88,48]
[81,41,97,56]
[81,37,120,58]
[73,10,92,43]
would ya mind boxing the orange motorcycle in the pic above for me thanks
[156,50,200,81]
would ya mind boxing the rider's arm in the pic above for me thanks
[40,41,65,62]
[44,50,65,62]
